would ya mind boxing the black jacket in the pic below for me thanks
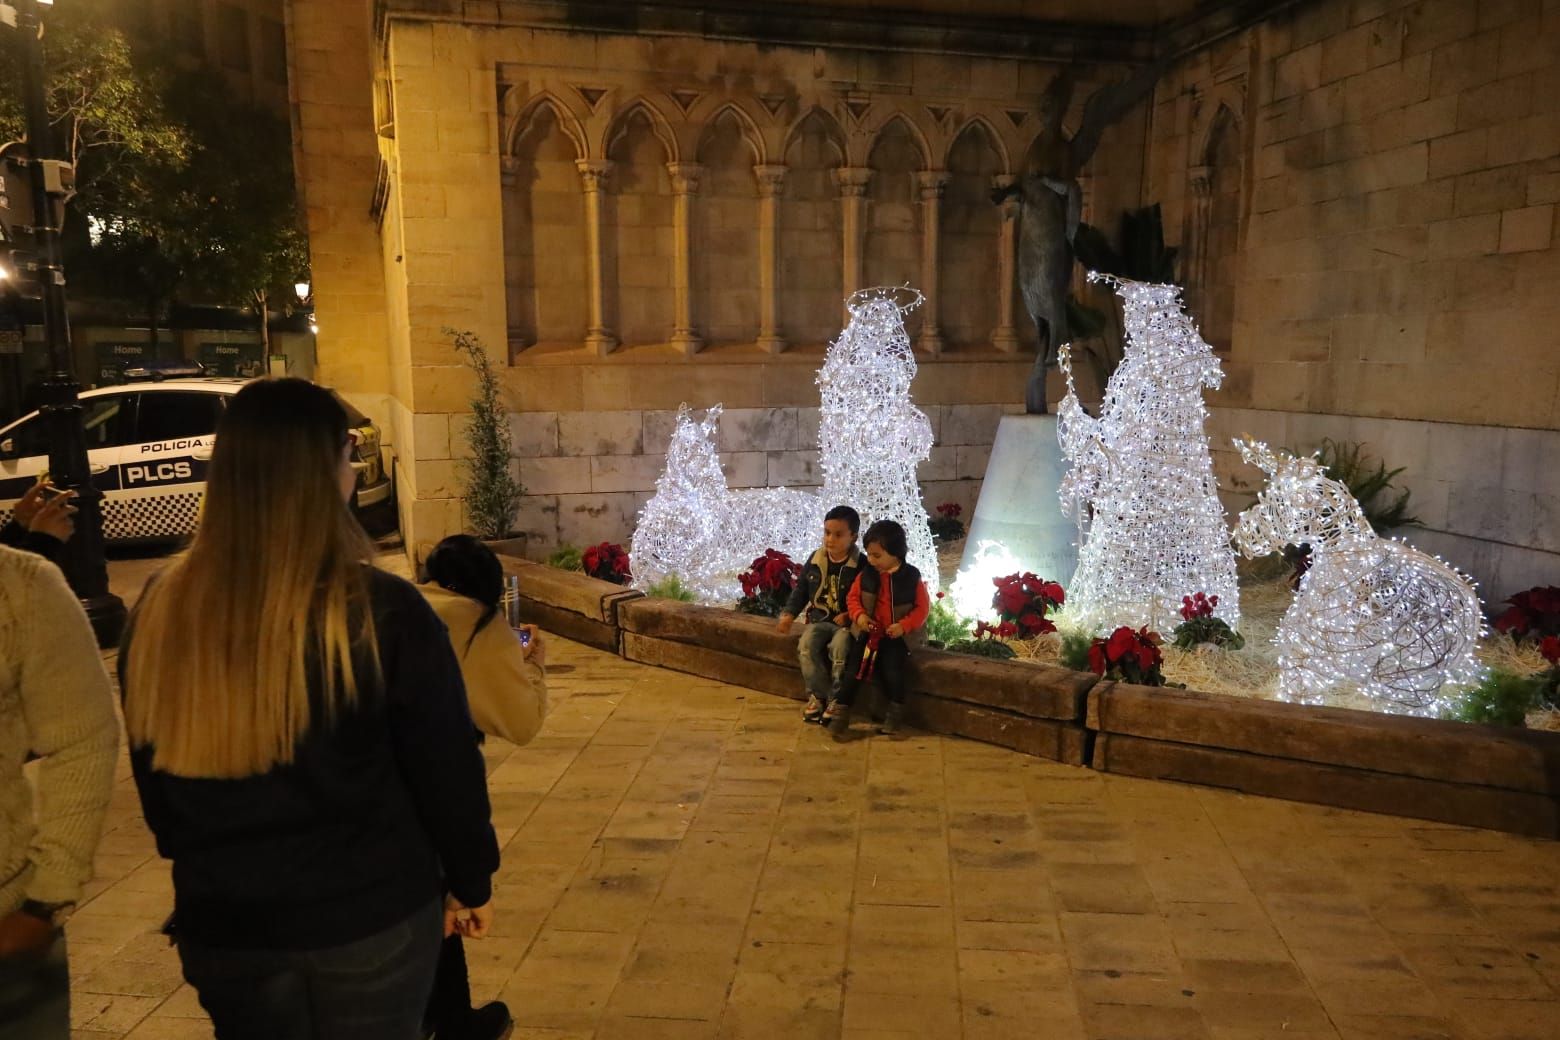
[0,519,63,563]
[123,567,498,951]
[783,545,863,622]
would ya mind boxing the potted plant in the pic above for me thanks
[1170,592,1244,652]
[735,549,801,617]
[582,542,632,586]
[449,328,525,554]
[1087,626,1168,686]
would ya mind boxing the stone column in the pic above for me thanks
[576,159,617,357]
[667,161,704,356]
[991,173,1021,353]
[916,170,950,354]
[754,164,787,354]
[833,166,872,300]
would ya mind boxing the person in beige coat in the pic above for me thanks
[0,544,119,1039]
[419,534,548,1040]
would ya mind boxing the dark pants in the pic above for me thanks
[0,928,68,1040]
[427,933,473,1036]
[177,899,443,1040]
[838,634,912,706]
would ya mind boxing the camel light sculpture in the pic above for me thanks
[1232,438,1484,716]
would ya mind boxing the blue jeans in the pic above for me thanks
[0,928,68,1040]
[177,899,443,1040]
[798,620,853,699]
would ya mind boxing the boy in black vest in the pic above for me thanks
[777,505,863,724]
[829,519,930,739]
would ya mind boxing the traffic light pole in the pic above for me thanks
[11,0,125,646]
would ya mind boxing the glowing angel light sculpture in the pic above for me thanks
[1057,273,1240,633]
[1232,438,1484,716]
[816,287,939,590]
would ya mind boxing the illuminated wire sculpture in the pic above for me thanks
[1057,273,1240,634]
[1232,438,1484,716]
[816,287,939,590]
[632,404,819,603]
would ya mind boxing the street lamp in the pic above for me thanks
[1,0,125,645]
[294,280,310,304]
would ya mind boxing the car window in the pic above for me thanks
[83,395,137,449]
[1,394,135,458]
[136,391,225,443]
[4,414,49,458]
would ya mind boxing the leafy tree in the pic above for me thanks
[2,2,304,345]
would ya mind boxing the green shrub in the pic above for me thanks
[1443,671,1544,727]
[944,638,1018,660]
[924,598,973,649]
[646,575,695,602]
[1058,631,1093,672]
[547,544,583,571]
[448,329,524,539]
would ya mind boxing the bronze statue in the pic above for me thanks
[994,63,1167,414]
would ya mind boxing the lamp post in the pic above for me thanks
[3,0,125,645]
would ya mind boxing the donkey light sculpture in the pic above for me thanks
[1232,438,1483,716]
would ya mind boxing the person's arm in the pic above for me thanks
[0,519,25,548]
[781,561,815,621]
[464,619,548,747]
[18,558,119,906]
[899,581,932,633]
[381,585,499,911]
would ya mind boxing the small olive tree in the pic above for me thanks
[448,329,524,539]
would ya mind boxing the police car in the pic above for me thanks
[0,378,392,542]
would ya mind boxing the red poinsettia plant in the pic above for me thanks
[736,549,802,617]
[1494,586,1560,642]
[928,501,967,541]
[582,542,632,585]
[1087,626,1167,686]
[1170,592,1245,650]
[990,572,1066,638]
[1542,636,1560,667]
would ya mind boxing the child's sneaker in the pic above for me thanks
[878,704,904,736]
[802,695,825,724]
[825,702,851,740]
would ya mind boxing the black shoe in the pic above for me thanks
[454,1002,513,1040]
[828,705,851,741]
[878,704,904,736]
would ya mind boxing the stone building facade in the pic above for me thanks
[1140,0,1560,600]
[289,0,1560,600]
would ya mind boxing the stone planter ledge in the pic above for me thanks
[497,555,1560,838]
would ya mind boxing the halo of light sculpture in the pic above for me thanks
[816,287,939,590]
[1232,437,1484,716]
[1057,273,1240,633]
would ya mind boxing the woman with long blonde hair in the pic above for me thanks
[121,379,498,1040]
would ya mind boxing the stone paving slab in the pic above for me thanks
[67,637,1560,1040]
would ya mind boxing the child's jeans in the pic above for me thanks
[798,620,853,699]
[837,634,912,707]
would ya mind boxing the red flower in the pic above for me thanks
[1541,636,1560,666]
[937,502,962,518]
[1087,642,1107,675]
[1105,626,1138,663]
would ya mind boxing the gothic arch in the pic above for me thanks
[865,111,932,171]
[946,116,1011,176]
[1196,101,1242,170]
[503,89,589,160]
[691,101,768,166]
[782,107,847,166]
[602,97,681,164]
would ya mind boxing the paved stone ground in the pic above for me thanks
[65,558,1560,1039]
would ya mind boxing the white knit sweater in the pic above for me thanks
[0,545,119,918]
